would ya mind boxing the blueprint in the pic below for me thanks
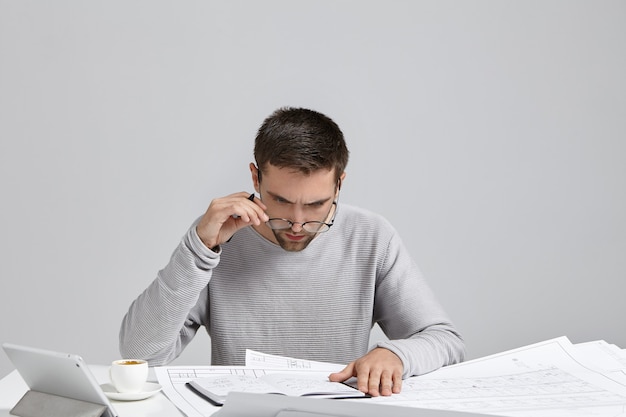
[155,337,626,417]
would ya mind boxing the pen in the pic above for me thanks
[186,382,224,407]
[232,193,257,219]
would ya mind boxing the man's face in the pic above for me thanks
[251,163,342,252]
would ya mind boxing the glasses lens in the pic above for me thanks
[266,219,291,230]
[302,222,330,233]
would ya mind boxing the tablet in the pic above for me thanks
[2,343,118,417]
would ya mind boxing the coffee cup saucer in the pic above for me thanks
[101,382,162,401]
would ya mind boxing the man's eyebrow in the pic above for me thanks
[266,191,294,204]
[266,191,331,206]
[306,197,333,206]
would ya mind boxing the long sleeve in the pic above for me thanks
[119,223,218,365]
[368,221,465,377]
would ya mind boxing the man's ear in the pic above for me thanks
[337,171,346,192]
[250,162,261,193]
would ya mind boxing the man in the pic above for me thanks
[120,107,465,396]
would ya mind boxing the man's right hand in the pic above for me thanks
[196,192,268,250]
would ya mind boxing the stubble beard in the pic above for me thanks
[272,230,316,252]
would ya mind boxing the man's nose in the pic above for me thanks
[289,208,306,232]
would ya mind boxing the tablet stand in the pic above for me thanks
[10,390,107,417]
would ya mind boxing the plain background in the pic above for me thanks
[1,1,625,379]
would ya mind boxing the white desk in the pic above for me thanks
[0,365,186,417]
[0,365,488,417]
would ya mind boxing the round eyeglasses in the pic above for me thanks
[266,202,337,234]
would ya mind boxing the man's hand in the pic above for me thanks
[328,348,403,397]
[196,192,268,250]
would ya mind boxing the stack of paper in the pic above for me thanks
[368,336,626,416]
[155,337,626,417]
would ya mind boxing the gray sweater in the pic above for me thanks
[119,204,465,378]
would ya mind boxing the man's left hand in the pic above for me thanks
[328,347,403,396]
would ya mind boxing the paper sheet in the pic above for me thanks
[156,338,626,417]
[244,349,345,372]
[155,351,346,417]
[366,337,626,416]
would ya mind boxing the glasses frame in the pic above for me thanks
[265,201,337,234]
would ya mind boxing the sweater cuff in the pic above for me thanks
[185,223,221,270]
[375,338,442,379]
[374,341,412,379]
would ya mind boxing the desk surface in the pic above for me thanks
[0,365,186,417]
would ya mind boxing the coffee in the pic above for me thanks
[110,359,148,393]
[118,360,144,365]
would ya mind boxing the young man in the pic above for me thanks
[120,107,465,396]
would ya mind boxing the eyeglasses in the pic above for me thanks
[266,202,337,234]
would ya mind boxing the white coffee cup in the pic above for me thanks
[109,359,149,393]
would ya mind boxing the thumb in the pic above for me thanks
[328,362,355,382]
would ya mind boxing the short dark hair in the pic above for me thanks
[254,107,349,183]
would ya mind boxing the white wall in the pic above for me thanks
[1,1,625,378]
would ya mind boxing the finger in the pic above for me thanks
[366,368,382,397]
[352,362,373,394]
[392,370,403,394]
[328,363,354,382]
[248,193,267,210]
[379,370,394,396]
[238,193,267,217]
[243,193,268,224]
[230,194,268,225]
